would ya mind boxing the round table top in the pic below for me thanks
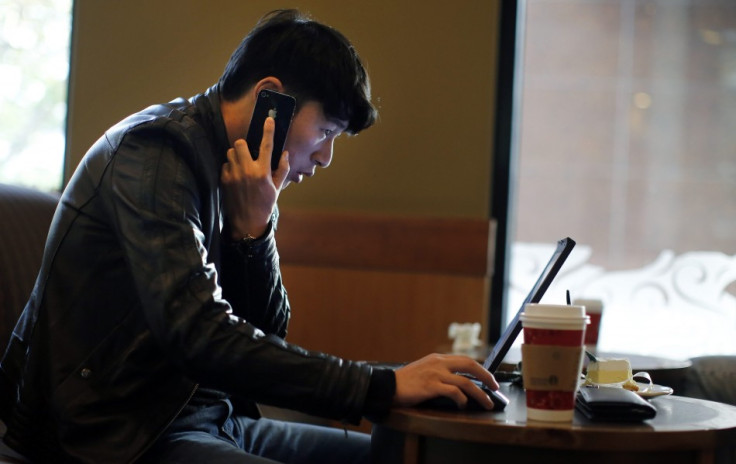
[378,383,736,452]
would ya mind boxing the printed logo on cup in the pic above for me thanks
[521,344,583,391]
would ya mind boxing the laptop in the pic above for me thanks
[421,236,576,411]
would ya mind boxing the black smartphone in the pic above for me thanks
[245,89,296,171]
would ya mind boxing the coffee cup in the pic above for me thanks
[574,298,603,348]
[520,303,589,422]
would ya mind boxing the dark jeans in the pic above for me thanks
[140,399,370,464]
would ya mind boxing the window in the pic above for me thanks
[507,0,736,359]
[0,0,72,192]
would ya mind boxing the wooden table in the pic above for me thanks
[371,383,736,464]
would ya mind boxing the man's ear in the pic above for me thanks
[253,77,285,96]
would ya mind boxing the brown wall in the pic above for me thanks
[66,0,500,218]
[65,1,502,365]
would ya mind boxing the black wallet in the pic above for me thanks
[576,387,657,422]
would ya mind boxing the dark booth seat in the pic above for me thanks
[0,183,59,463]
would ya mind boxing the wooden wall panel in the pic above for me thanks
[276,210,495,363]
[276,210,494,276]
[281,266,489,363]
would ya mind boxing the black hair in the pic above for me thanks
[219,9,377,135]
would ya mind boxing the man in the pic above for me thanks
[0,9,498,463]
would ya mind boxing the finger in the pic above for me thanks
[440,355,500,390]
[465,366,499,391]
[272,151,290,190]
[456,376,495,409]
[258,117,275,168]
[221,162,231,181]
[443,374,494,410]
[434,383,469,409]
[230,140,251,167]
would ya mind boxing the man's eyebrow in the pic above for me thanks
[327,116,349,131]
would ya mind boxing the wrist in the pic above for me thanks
[230,222,268,242]
[227,218,274,255]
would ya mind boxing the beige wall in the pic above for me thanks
[67,1,500,218]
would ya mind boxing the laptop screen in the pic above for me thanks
[482,237,576,372]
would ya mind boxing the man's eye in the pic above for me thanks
[323,129,334,137]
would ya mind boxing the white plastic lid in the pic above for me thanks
[522,303,586,318]
[520,303,589,329]
[572,298,603,313]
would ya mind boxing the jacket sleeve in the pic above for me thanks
[219,209,290,338]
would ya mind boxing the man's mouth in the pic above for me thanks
[296,171,314,183]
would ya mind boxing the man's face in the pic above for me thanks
[281,101,347,188]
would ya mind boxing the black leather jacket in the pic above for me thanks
[0,86,390,463]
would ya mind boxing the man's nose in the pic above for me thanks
[312,139,334,168]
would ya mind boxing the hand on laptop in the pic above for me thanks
[393,354,500,410]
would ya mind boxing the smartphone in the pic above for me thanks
[245,89,296,171]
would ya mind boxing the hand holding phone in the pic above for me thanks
[245,89,296,171]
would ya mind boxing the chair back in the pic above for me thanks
[0,184,59,351]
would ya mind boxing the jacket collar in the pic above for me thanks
[192,84,230,167]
